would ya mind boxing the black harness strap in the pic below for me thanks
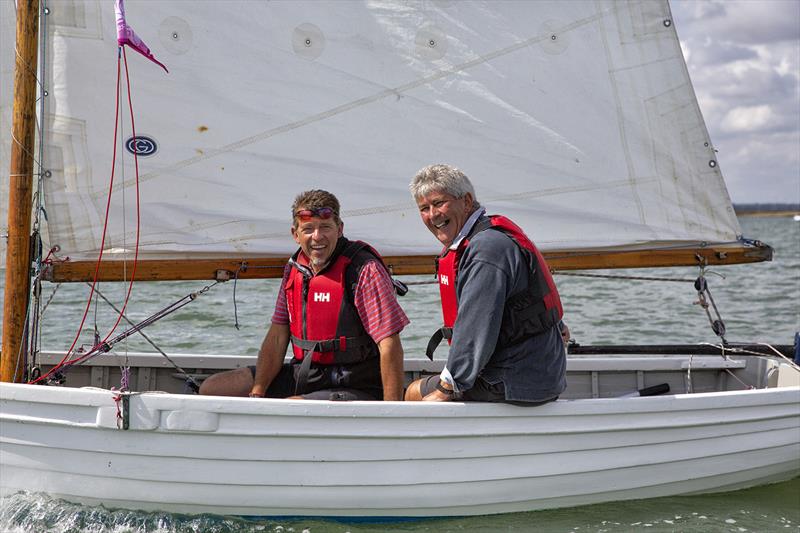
[292,335,376,395]
[290,335,376,363]
[425,327,452,360]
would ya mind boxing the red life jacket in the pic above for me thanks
[285,238,382,366]
[426,215,563,359]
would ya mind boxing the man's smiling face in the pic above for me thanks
[416,190,474,247]
[291,215,343,273]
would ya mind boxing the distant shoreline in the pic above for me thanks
[736,210,800,218]
[733,204,800,218]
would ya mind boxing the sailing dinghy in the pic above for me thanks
[1,0,798,518]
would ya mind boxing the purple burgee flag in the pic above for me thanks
[115,0,168,73]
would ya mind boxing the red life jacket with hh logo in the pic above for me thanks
[426,215,563,359]
[285,238,382,365]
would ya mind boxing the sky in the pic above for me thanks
[670,0,800,204]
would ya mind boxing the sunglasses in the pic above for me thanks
[295,207,336,221]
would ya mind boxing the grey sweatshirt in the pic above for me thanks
[446,216,567,402]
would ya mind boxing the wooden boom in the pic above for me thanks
[43,241,773,282]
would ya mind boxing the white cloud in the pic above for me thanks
[671,0,800,203]
[720,105,775,132]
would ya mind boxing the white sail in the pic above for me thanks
[0,0,17,265]
[1,0,741,262]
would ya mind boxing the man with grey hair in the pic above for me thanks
[405,164,567,404]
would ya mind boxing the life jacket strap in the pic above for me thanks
[425,327,453,360]
[290,334,375,360]
[294,347,315,396]
[291,333,376,396]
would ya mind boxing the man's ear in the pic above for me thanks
[338,221,344,238]
[464,192,474,211]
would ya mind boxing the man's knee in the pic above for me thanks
[404,378,424,401]
[199,368,252,396]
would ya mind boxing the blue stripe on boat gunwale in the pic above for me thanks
[241,514,448,524]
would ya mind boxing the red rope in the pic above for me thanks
[65,48,143,367]
[31,47,143,381]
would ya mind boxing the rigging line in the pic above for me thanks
[119,45,130,367]
[723,368,755,390]
[39,282,61,316]
[232,264,243,330]
[64,47,147,373]
[30,51,125,385]
[13,43,43,92]
[78,46,145,364]
[699,342,800,372]
[94,45,144,345]
[546,239,749,260]
[87,283,201,390]
[65,282,220,368]
[92,280,100,346]
[8,134,44,171]
[34,0,49,195]
[554,272,694,283]
[11,295,34,383]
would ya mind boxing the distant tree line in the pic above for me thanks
[733,203,800,214]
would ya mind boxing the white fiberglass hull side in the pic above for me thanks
[1,383,799,517]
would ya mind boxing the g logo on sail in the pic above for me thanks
[125,136,158,157]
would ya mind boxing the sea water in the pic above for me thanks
[0,216,798,532]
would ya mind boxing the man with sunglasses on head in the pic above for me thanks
[200,190,408,401]
[404,164,568,405]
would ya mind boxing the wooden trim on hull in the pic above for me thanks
[43,242,774,282]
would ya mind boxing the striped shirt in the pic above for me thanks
[272,260,409,343]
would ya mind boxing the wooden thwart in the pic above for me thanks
[44,242,773,282]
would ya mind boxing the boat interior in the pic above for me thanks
[33,350,800,399]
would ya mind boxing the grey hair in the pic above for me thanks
[409,164,481,207]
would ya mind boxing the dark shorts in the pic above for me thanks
[249,357,382,401]
[418,375,557,406]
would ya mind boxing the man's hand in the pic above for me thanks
[561,322,571,344]
[422,388,453,402]
[422,379,455,402]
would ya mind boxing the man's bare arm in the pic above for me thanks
[377,333,404,401]
[249,323,290,397]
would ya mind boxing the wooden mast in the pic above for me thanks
[1,0,40,382]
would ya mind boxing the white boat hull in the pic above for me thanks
[2,374,798,517]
